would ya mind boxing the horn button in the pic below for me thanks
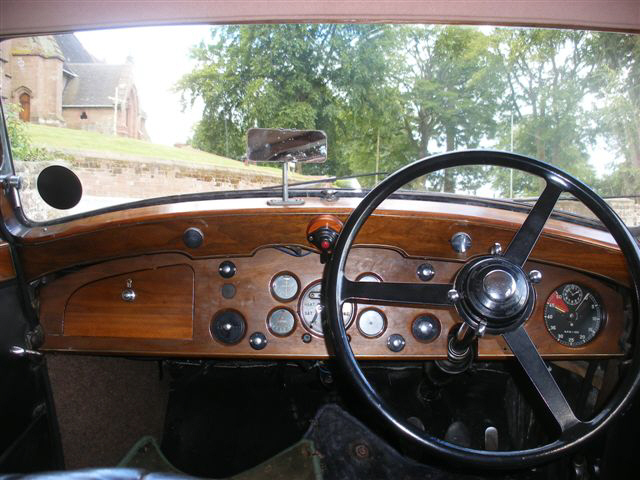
[454,256,535,334]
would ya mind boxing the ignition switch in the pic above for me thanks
[306,214,344,263]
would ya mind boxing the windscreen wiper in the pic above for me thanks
[261,172,389,190]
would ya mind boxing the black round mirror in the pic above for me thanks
[36,165,83,210]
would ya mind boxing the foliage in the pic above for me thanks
[178,25,637,200]
[5,103,52,162]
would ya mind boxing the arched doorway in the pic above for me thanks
[19,93,31,122]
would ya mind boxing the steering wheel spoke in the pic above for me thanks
[503,181,564,267]
[503,326,581,433]
[341,278,453,306]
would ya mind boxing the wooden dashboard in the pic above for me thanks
[38,246,626,359]
[8,196,627,360]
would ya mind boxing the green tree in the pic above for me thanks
[400,26,503,192]
[491,29,597,197]
[178,24,398,177]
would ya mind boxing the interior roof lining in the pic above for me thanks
[0,1,638,38]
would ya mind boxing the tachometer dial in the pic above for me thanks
[299,280,354,336]
[544,284,604,347]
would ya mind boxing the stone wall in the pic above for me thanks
[556,198,640,227]
[15,149,290,222]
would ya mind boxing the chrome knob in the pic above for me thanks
[447,289,460,302]
[450,232,472,253]
[529,270,542,284]
[121,279,136,302]
[482,269,517,302]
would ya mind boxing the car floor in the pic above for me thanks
[46,354,169,470]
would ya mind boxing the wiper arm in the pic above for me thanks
[262,172,389,190]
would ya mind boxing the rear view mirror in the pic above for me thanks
[37,165,82,210]
[247,128,327,163]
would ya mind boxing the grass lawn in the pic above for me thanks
[25,123,288,176]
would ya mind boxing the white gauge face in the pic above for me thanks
[357,273,381,282]
[271,273,299,301]
[357,309,386,338]
[267,308,295,336]
[299,281,353,336]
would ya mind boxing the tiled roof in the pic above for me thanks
[62,63,132,107]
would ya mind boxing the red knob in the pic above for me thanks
[321,239,331,250]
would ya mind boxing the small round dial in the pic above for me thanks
[267,308,296,336]
[299,281,354,336]
[357,273,382,283]
[270,273,300,302]
[544,284,604,347]
[357,309,387,338]
[562,283,584,306]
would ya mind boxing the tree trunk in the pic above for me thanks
[443,126,456,192]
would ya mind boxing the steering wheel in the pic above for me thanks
[323,150,640,468]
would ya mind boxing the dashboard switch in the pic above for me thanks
[183,227,204,249]
[387,334,406,352]
[218,261,237,278]
[412,314,441,343]
[249,332,267,350]
[306,215,344,263]
[417,263,435,281]
[451,232,472,253]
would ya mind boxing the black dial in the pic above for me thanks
[544,284,604,347]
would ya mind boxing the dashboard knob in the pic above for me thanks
[387,334,406,352]
[451,232,472,253]
[183,227,204,249]
[218,261,237,278]
[211,310,246,345]
[412,314,441,343]
[249,332,268,350]
[417,263,435,281]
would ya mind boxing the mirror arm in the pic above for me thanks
[267,160,305,206]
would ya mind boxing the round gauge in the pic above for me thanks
[357,308,387,338]
[270,272,300,302]
[299,281,354,336]
[267,308,296,337]
[544,284,604,347]
[357,273,382,282]
[562,283,584,306]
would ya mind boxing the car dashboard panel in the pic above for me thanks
[31,199,629,360]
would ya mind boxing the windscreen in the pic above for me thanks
[0,25,638,225]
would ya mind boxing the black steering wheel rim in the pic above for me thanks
[323,149,640,469]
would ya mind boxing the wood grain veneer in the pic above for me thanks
[16,198,629,286]
[64,264,194,339]
[0,242,16,282]
[40,247,626,359]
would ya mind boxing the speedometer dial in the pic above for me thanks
[299,280,354,336]
[544,284,604,347]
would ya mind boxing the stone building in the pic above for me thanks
[0,33,148,139]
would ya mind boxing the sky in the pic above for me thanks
[76,26,210,146]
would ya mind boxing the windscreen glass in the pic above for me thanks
[0,25,638,225]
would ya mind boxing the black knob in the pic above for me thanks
[387,334,406,352]
[412,314,441,343]
[211,310,246,345]
[249,332,267,350]
[218,261,236,278]
[183,227,204,249]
